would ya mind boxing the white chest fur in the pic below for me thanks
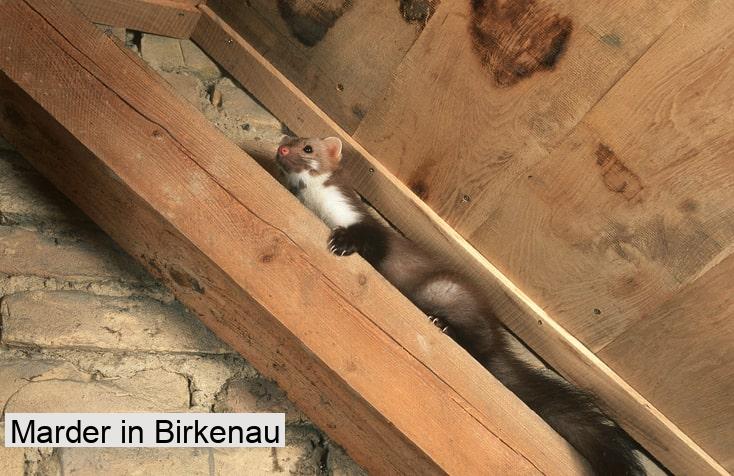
[286,172,361,229]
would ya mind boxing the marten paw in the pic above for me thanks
[328,227,358,256]
[427,315,452,335]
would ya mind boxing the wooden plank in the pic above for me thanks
[0,1,589,475]
[191,5,727,475]
[352,0,694,234]
[466,0,734,470]
[467,0,734,349]
[600,254,734,472]
[70,0,201,38]
[205,0,427,133]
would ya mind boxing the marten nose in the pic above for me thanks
[278,146,290,156]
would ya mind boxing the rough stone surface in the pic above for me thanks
[140,34,184,71]
[159,70,207,111]
[0,423,26,475]
[180,39,221,81]
[61,448,210,475]
[0,150,89,228]
[213,430,320,475]
[214,376,308,424]
[60,438,323,476]
[204,78,284,169]
[5,368,190,413]
[0,226,149,282]
[0,357,65,413]
[328,444,368,476]
[0,30,362,475]
[2,290,231,354]
[212,78,280,129]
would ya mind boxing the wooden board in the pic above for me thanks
[468,1,734,469]
[0,1,590,474]
[353,0,693,234]
[205,0,427,133]
[70,0,201,38]
[191,5,728,475]
[466,0,734,350]
[600,254,734,472]
[351,0,734,471]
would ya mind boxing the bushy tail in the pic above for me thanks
[484,350,645,475]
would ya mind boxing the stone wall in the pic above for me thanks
[0,28,363,476]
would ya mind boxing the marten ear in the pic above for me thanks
[323,137,343,162]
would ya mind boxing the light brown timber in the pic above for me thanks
[0,1,590,474]
[70,0,201,38]
[191,4,729,475]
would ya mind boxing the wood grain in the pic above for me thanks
[600,254,734,472]
[70,0,201,38]
[191,5,727,475]
[205,0,425,133]
[353,0,694,234]
[466,0,734,469]
[0,1,590,474]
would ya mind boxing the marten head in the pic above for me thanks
[276,136,343,175]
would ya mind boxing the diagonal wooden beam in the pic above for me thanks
[190,5,727,475]
[0,1,588,474]
[70,0,201,38]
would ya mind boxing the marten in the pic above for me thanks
[276,136,645,475]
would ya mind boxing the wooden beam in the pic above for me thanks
[70,0,201,38]
[190,5,727,476]
[0,1,589,475]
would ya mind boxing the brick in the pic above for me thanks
[4,368,189,413]
[0,273,173,303]
[0,357,66,412]
[140,34,184,71]
[212,78,281,130]
[163,355,250,411]
[214,376,307,424]
[212,447,301,475]
[0,150,89,226]
[0,227,148,282]
[159,71,206,112]
[0,424,25,476]
[61,448,210,475]
[2,290,231,354]
[212,428,322,475]
[206,78,284,164]
[180,39,221,81]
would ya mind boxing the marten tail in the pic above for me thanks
[484,348,645,475]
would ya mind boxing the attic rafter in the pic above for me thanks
[0,1,589,474]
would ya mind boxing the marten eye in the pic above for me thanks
[303,145,313,154]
